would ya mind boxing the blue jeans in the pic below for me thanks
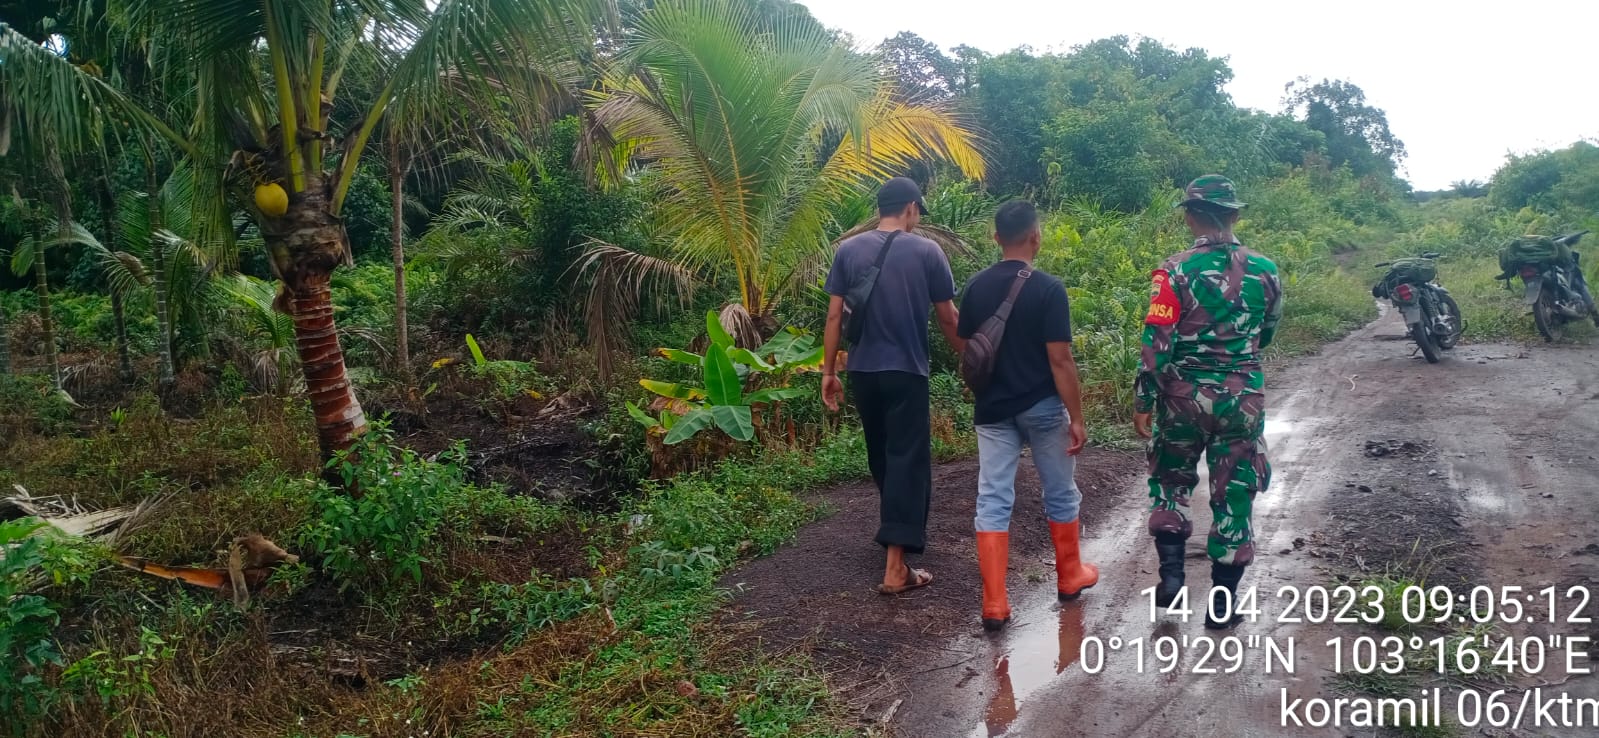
[975,396,1081,532]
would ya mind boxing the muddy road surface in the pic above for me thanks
[725,308,1599,737]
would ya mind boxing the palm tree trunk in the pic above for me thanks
[32,220,61,391]
[110,291,133,384]
[100,175,134,385]
[387,141,412,389]
[0,306,9,375]
[146,168,176,390]
[41,141,69,391]
[0,303,10,375]
[262,177,367,469]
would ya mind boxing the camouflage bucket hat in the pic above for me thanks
[1177,174,1246,211]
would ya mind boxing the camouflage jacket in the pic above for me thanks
[1134,237,1283,414]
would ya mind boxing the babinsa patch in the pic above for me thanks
[1146,269,1180,325]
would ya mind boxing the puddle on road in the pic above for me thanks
[962,411,1316,735]
[969,603,1087,738]
[1451,465,1526,517]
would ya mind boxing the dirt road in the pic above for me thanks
[726,308,1599,737]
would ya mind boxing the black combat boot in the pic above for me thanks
[1153,533,1186,608]
[1205,562,1247,630]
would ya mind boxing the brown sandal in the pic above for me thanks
[876,563,934,595]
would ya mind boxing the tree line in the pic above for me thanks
[3,0,1588,481]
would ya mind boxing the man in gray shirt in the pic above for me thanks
[822,177,963,594]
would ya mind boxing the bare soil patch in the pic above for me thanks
[719,447,1143,713]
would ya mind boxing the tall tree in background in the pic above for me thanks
[584,0,984,366]
[878,32,958,102]
[949,44,985,96]
[1490,141,1599,212]
[965,49,1058,198]
[1283,77,1407,180]
[8,193,63,390]
[96,170,136,384]
[0,163,22,378]
[967,38,1347,206]
[385,136,415,391]
[4,0,609,468]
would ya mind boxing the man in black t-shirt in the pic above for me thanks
[957,201,1098,632]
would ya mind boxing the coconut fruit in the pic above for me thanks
[254,182,289,217]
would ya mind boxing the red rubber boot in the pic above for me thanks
[977,531,1011,631]
[1050,520,1099,600]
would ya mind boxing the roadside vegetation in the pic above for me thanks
[3,2,1597,735]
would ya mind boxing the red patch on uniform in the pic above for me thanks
[1145,269,1180,326]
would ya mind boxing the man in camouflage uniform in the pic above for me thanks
[1132,175,1282,629]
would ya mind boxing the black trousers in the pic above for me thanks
[849,370,932,554]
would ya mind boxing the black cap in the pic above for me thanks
[877,177,928,216]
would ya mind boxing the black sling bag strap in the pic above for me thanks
[959,268,1032,393]
[842,230,903,346]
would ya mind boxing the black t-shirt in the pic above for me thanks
[957,260,1072,425]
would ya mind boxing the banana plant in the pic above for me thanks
[627,311,820,445]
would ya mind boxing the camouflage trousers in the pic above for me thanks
[1146,390,1271,566]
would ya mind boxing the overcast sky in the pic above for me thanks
[799,0,1599,190]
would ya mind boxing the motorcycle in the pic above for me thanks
[1515,231,1598,342]
[1371,252,1463,364]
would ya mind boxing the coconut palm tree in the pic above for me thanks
[213,274,300,396]
[37,218,151,380]
[0,303,8,376]
[0,180,25,378]
[581,0,984,360]
[0,297,8,376]
[3,0,607,467]
[45,185,215,392]
[7,202,63,390]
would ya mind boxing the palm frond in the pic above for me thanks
[212,273,296,349]
[717,303,762,349]
[334,0,611,211]
[414,229,539,280]
[592,0,985,318]
[0,25,193,158]
[46,220,153,297]
[832,219,975,258]
[573,240,695,378]
[9,233,39,277]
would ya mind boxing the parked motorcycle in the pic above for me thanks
[1513,231,1598,342]
[1371,252,1463,363]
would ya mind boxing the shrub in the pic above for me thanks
[0,375,76,444]
[301,430,472,591]
[0,519,98,727]
[300,425,568,595]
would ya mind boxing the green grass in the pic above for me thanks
[1327,669,1420,700]
[1270,267,1381,356]
[1,387,870,737]
[1436,254,1598,343]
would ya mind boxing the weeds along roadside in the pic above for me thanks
[0,174,1412,736]
[0,313,1366,738]
[0,381,927,736]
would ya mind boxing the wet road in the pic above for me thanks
[897,309,1599,737]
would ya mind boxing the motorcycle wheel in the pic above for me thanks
[1414,320,1441,363]
[1436,293,1463,350]
[1532,292,1563,342]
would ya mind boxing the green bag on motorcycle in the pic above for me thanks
[1498,236,1573,277]
[1383,257,1437,285]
